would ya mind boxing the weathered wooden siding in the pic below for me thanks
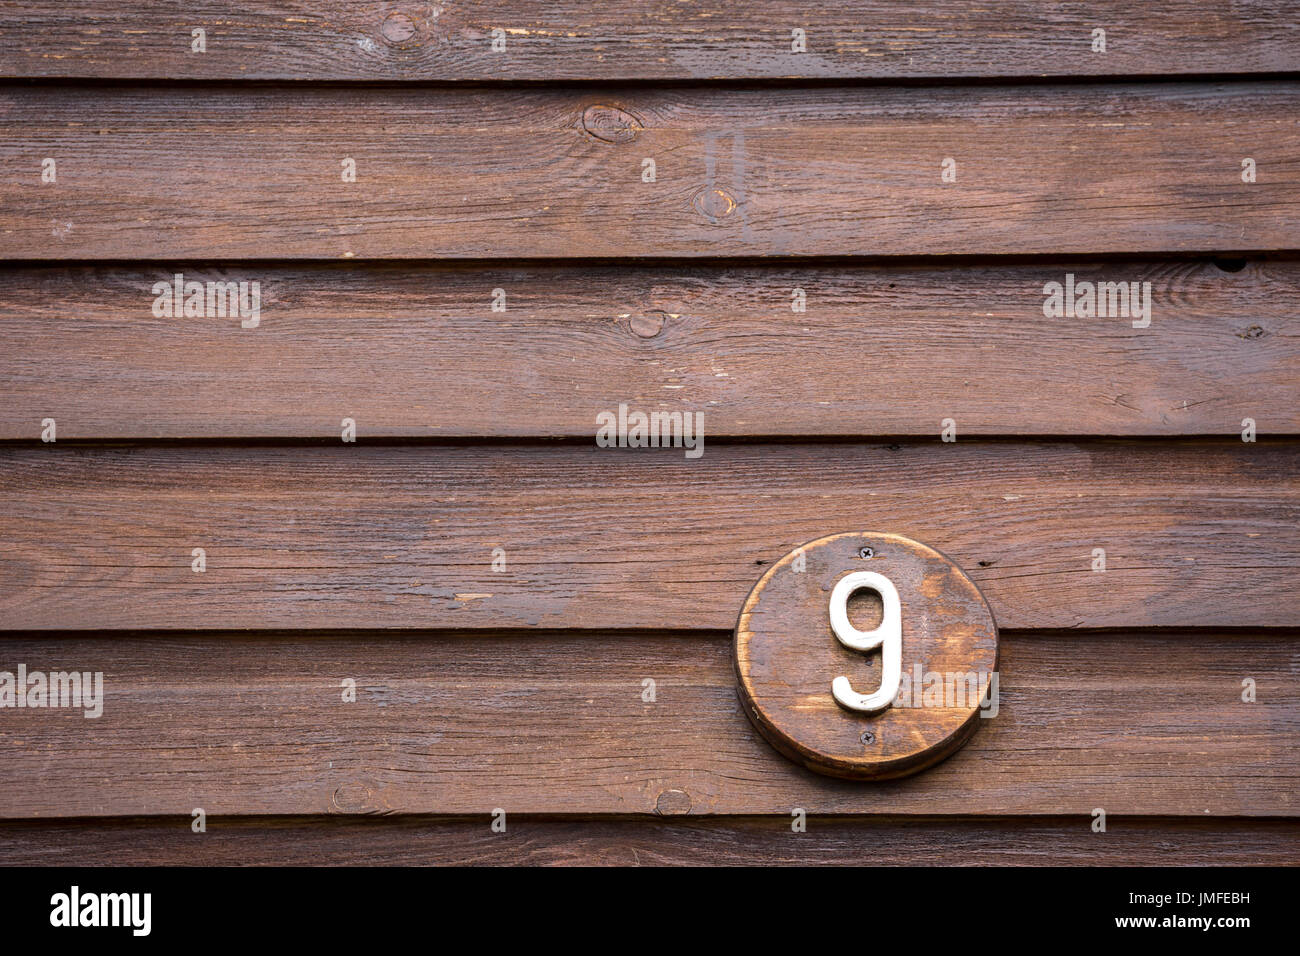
[0,630,1295,818]
[4,818,1298,867]
[3,2,1298,80]
[4,83,1299,259]
[2,262,1296,439]
[0,2,1297,865]
[2,442,1296,631]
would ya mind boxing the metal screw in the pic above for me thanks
[860,731,876,745]
[858,546,874,559]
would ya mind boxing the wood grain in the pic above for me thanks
[2,259,1295,439]
[1,816,1295,866]
[1,2,1297,81]
[2,441,1294,633]
[4,83,1299,259]
[0,630,1293,818]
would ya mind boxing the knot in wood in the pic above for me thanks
[581,104,643,144]
[693,186,738,222]
[379,11,421,48]
[631,311,667,338]
[654,788,692,815]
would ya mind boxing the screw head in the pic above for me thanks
[858,546,875,559]
[860,731,876,745]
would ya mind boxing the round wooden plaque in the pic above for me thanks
[734,532,998,780]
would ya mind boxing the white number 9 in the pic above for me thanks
[828,571,902,714]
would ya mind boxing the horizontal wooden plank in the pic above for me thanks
[0,631,1293,817]
[1,815,1295,866]
[4,83,1299,259]
[1,2,1298,81]
[1,441,1295,632]
[3,259,1295,439]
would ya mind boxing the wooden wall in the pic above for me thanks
[0,1,1297,865]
